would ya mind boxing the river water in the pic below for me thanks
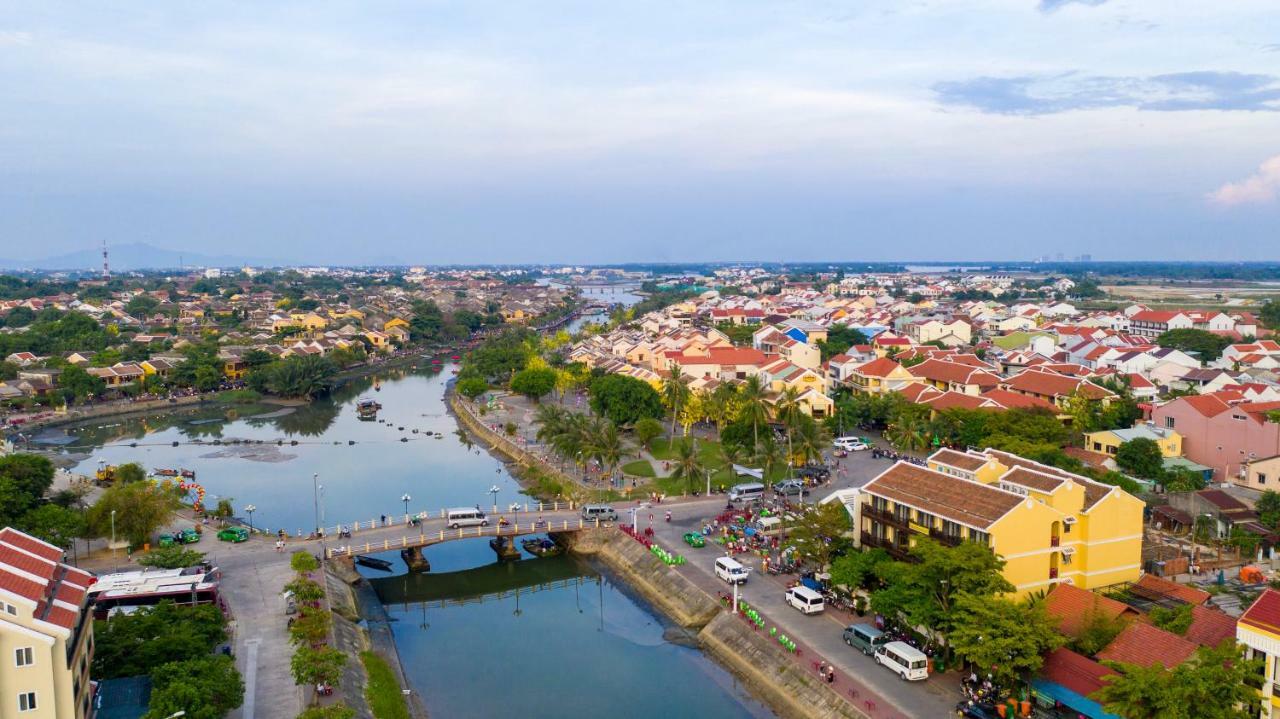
[42,364,771,719]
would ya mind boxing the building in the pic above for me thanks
[1083,424,1183,459]
[1152,394,1280,482]
[1237,589,1280,718]
[855,448,1143,597]
[0,527,95,719]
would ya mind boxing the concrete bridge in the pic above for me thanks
[323,510,614,560]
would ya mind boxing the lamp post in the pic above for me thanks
[245,504,256,534]
[313,473,326,563]
[110,510,116,560]
[488,485,500,514]
[401,493,412,518]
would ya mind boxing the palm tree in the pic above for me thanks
[775,386,805,471]
[717,442,744,493]
[584,418,623,486]
[885,413,928,453]
[793,416,830,469]
[534,404,567,445]
[661,374,692,439]
[669,439,707,496]
[754,432,787,482]
[738,375,770,452]
[709,383,739,440]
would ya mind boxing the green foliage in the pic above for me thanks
[1257,490,1280,529]
[785,502,852,570]
[1157,328,1231,363]
[144,655,244,719]
[59,364,106,400]
[0,309,114,358]
[290,645,347,686]
[297,705,357,719]
[633,417,664,450]
[829,548,892,592]
[668,439,708,496]
[948,594,1063,688]
[285,576,325,603]
[510,367,557,401]
[87,481,180,546]
[1116,438,1165,480]
[816,324,869,362]
[15,504,85,547]
[714,321,756,345]
[456,376,488,399]
[139,545,206,569]
[249,355,338,398]
[588,374,664,426]
[360,651,411,719]
[93,601,229,679]
[459,327,535,380]
[1072,606,1128,656]
[1149,603,1194,635]
[1093,640,1263,719]
[1261,300,1280,330]
[870,538,1013,642]
[115,462,148,484]
[0,453,55,500]
[290,550,320,573]
[288,608,333,646]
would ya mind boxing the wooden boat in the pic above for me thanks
[356,398,380,420]
[354,556,394,571]
[153,468,179,477]
[180,469,196,479]
[521,538,563,557]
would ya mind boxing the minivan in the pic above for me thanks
[754,516,783,536]
[843,623,887,655]
[728,482,765,502]
[784,585,825,614]
[875,641,929,681]
[581,505,618,522]
[446,508,488,528]
[714,557,750,585]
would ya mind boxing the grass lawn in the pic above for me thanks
[650,437,727,464]
[360,651,410,719]
[621,460,655,477]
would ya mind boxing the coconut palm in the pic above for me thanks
[584,417,623,485]
[754,432,788,482]
[669,439,707,496]
[885,413,928,453]
[534,403,567,445]
[661,374,692,439]
[738,375,770,452]
[792,416,830,469]
[774,386,805,469]
[708,383,739,440]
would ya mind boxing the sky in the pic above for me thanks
[1,0,1278,265]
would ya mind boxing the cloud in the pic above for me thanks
[934,71,1280,115]
[1038,0,1107,12]
[1208,155,1280,206]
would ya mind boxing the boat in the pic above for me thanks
[180,469,196,479]
[354,556,394,571]
[153,468,179,477]
[521,538,563,557]
[356,398,380,421]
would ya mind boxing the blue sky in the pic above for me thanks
[1,1,1278,265]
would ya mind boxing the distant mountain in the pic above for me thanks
[0,243,288,271]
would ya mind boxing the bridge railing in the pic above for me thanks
[325,516,612,558]
[317,501,576,538]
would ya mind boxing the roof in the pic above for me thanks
[979,388,1059,412]
[1039,647,1119,700]
[1043,583,1138,638]
[1000,466,1067,493]
[854,356,905,378]
[1183,605,1237,647]
[1096,622,1198,669]
[1003,369,1115,400]
[862,462,1024,530]
[94,676,153,719]
[1241,589,1280,635]
[928,448,988,472]
[0,527,90,630]
[1132,574,1210,606]
[908,359,1001,388]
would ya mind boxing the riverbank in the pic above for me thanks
[564,530,868,719]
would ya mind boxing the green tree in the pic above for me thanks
[1093,640,1262,719]
[0,453,55,500]
[786,502,851,570]
[948,594,1064,688]
[290,550,320,574]
[58,364,105,399]
[829,548,892,592]
[510,367,557,402]
[588,374,664,426]
[93,601,228,679]
[661,374,692,438]
[1072,605,1129,656]
[737,374,770,450]
[1258,490,1280,529]
[138,545,207,569]
[1149,603,1194,635]
[144,655,244,719]
[16,504,85,548]
[290,645,347,686]
[816,325,869,362]
[1116,438,1165,480]
[114,462,148,484]
[1157,329,1231,364]
[457,376,488,399]
[285,576,325,603]
[668,439,708,496]
[288,608,333,646]
[633,417,663,450]
[87,481,180,546]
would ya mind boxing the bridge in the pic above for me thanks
[369,554,599,607]
[323,510,613,560]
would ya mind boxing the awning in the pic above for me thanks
[1030,679,1122,719]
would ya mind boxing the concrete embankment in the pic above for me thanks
[563,530,867,719]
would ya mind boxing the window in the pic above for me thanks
[18,692,36,712]
[1259,474,1268,486]
[15,648,32,667]
[3,603,15,616]
[916,510,935,528]
[1164,417,1175,429]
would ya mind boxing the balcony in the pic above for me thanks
[861,531,911,561]
[862,505,911,528]
[928,529,963,547]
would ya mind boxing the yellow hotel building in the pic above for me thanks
[857,447,1143,596]
[1238,589,1280,718]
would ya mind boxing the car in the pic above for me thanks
[833,436,870,451]
[217,527,249,543]
[682,532,706,548]
[157,534,176,548]
[178,528,201,544]
[772,479,807,496]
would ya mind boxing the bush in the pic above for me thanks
[298,705,356,719]
[360,651,411,719]
[144,655,244,719]
[290,551,319,573]
[290,645,346,686]
[138,545,206,570]
[457,376,488,399]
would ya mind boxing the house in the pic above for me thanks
[905,359,1001,396]
[902,317,972,346]
[1000,369,1115,415]
[1032,648,1124,719]
[1096,622,1198,668]
[1152,394,1280,481]
[855,447,1143,596]
[1129,310,1194,338]
[1242,456,1280,493]
[0,527,96,719]
[1042,583,1139,639]
[1083,424,1183,459]
[1236,589,1280,717]
[847,357,918,395]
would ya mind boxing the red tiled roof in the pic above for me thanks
[1176,393,1233,418]
[1183,605,1237,648]
[855,357,905,378]
[1096,623,1197,669]
[1003,369,1114,400]
[1043,584,1137,638]
[1040,647,1118,699]
[908,359,1001,388]
[1241,589,1280,634]
[1133,574,1210,606]
[0,528,65,562]
[923,391,994,411]
[979,388,1058,412]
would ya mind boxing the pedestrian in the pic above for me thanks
[826,668,835,684]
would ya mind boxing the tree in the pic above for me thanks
[1149,603,1194,635]
[1072,604,1128,656]
[0,453,56,498]
[785,502,851,570]
[87,481,180,546]
[588,374,664,426]
[290,550,320,574]
[290,645,347,686]
[738,375,770,450]
[829,548,892,592]
[1157,328,1231,364]
[1093,640,1263,719]
[510,367,557,402]
[633,417,663,451]
[114,462,147,484]
[668,439,707,495]
[583,417,624,481]
[457,376,488,400]
[1116,438,1165,480]
[948,594,1063,688]
[17,504,85,548]
[139,545,207,569]
[661,374,692,438]
[144,655,244,719]
[817,325,869,362]
[93,601,228,679]
[285,576,325,604]
[1258,490,1280,529]
[288,608,333,646]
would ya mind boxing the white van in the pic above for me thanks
[446,508,488,528]
[875,641,929,681]
[714,557,750,585]
[784,585,825,615]
[754,516,783,536]
[581,505,618,522]
[728,482,765,502]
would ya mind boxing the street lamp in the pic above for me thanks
[313,473,326,563]
[244,504,256,534]
[110,510,116,560]
[401,493,412,517]
[488,485,500,513]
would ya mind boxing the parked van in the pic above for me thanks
[581,505,618,522]
[875,641,929,681]
[784,585,825,615]
[445,508,488,528]
[714,557,750,585]
[754,516,783,536]
[728,482,765,502]
[843,623,887,655]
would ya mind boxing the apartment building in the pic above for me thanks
[1238,589,1280,719]
[0,528,94,719]
[856,448,1142,597]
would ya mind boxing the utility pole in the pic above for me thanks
[101,240,109,279]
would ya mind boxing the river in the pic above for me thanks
[40,365,773,719]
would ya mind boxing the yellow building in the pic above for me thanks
[0,528,95,719]
[1083,424,1182,458]
[857,447,1143,597]
[1238,589,1280,718]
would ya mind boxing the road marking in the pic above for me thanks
[243,638,261,719]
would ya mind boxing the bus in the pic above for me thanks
[87,565,222,619]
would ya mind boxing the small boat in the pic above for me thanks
[153,468,179,477]
[180,469,196,479]
[354,556,394,571]
[521,538,563,557]
[357,399,380,421]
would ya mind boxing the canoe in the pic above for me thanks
[354,556,394,571]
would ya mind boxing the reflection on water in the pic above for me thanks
[369,541,773,719]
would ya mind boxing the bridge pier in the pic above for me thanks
[489,535,522,562]
[400,546,430,573]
